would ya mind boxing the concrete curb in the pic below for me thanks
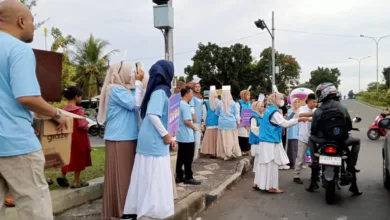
[5,177,104,220]
[354,99,387,110]
[165,158,252,220]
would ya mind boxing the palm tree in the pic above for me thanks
[72,34,118,98]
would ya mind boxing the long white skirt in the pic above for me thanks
[251,143,259,172]
[253,142,289,190]
[254,160,279,190]
[123,154,174,219]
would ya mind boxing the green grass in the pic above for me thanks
[356,95,389,108]
[45,147,105,191]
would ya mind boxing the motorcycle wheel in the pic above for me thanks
[325,180,336,204]
[98,127,105,138]
[367,129,381,140]
[89,126,99,136]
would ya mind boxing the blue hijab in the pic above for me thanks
[140,60,174,119]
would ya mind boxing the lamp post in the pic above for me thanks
[348,56,371,92]
[360,34,390,92]
[254,11,276,92]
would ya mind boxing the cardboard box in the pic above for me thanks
[33,110,84,170]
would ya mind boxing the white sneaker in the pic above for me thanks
[283,165,290,170]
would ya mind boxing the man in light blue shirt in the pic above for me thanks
[176,87,201,185]
[189,82,203,160]
[0,1,68,219]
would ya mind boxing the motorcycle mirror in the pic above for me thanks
[378,118,390,129]
[353,117,362,123]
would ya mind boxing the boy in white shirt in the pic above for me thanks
[293,94,317,184]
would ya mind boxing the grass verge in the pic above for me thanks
[356,96,389,108]
[45,147,105,191]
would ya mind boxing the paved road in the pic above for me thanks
[89,135,104,147]
[199,100,390,220]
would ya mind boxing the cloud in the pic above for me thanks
[31,0,390,96]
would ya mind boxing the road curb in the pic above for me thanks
[5,177,104,220]
[165,158,252,220]
[354,99,387,110]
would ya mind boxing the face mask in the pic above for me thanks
[279,100,285,107]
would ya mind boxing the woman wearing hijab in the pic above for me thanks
[98,63,145,220]
[122,60,175,220]
[286,98,300,169]
[216,90,242,160]
[249,101,265,173]
[237,90,252,156]
[253,92,308,193]
[201,90,219,158]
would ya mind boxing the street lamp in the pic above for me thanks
[254,11,276,92]
[360,34,390,92]
[348,56,371,92]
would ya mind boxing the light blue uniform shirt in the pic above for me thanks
[177,100,195,143]
[137,90,170,157]
[0,32,42,157]
[104,85,139,141]
[190,97,203,123]
[215,102,238,130]
[287,109,298,140]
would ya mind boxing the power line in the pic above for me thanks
[276,29,361,38]
[123,31,267,62]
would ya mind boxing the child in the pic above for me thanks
[249,101,265,189]
[56,86,92,188]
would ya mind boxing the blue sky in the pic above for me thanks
[31,0,390,96]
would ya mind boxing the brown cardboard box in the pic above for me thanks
[33,110,85,169]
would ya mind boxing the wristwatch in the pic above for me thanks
[53,109,62,120]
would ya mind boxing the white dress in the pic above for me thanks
[250,117,260,173]
[254,112,298,190]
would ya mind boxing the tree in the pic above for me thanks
[21,0,48,30]
[72,35,118,98]
[383,66,390,88]
[184,43,253,98]
[253,47,301,93]
[50,27,76,89]
[309,67,341,88]
[366,82,387,92]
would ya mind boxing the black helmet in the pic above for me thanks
[315,82,338,103]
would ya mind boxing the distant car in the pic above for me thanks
[378,118,390,190]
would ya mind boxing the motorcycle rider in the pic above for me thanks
[306,82,362,196]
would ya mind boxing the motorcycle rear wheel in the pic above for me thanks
[98,127,105,138]
[89,126,99,136]
[367,129,380,140]
[325,180,336,204]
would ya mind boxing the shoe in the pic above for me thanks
[56,177,70,188]
[121,214,137,219]
[349,183,362,196]
[209,155,217,159]
[184,178,201,185]
[302,165,307,169]
[293,178,303,184]
[175,177,184,184]
[306,182,319,192]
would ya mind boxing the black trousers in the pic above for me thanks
[176,142,195,180]
[239,137,251,152]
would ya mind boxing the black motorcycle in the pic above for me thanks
[316,117,361,204]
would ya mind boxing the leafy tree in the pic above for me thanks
[72,35,118,98]
[184,43,253,98]
[50,27,76,89]
[366,82,387,92]
[383,66,390,88]
[309,67,341,88]
[21,0,48,30]
[253,47,301,93]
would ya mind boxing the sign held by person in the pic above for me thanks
[168,93,181,136]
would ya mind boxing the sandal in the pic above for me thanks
[4,194,15,207]
[268,188,284,193]
[252,185,260,191]
[70,181,89,189]
[56,177,70,188]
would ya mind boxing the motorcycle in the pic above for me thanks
[87,116,105,138]
[317,117,361,204]
[367,111,389,140]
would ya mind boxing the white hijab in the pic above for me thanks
[221,90,233,115]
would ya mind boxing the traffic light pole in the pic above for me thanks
[164,0,174,63]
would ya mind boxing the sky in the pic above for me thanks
[30,0,390,96]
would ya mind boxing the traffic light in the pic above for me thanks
[254,19,266,30]
[153,0,169,5]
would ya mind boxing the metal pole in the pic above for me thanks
[358,60,361,92]
[166,0,174,94]
[271,11,276,92]
[376,42,379,92]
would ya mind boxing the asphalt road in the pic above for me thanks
[198,100,390,220]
